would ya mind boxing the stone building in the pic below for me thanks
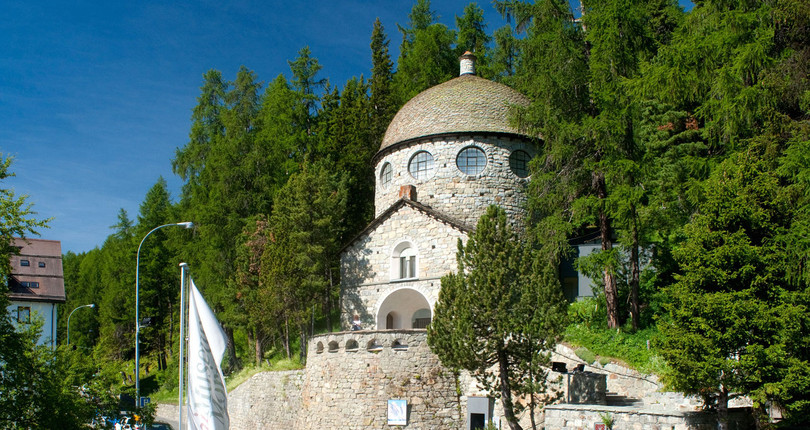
[222,54,754,430]
[340,52,537,333]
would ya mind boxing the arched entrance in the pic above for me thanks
[376,288,432,330]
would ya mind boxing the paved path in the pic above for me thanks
[155,403,184,430]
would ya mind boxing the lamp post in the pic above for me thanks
[135,221,193,403]
[67,303,95,345]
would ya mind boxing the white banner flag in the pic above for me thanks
[187,279,229,430]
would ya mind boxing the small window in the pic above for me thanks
[345,339,359,351]
[17,306,30,323]
[399,247,416,279]
[380,162,393,188]
[38,262,46,268]
[457,146,487,175]
[316,342,324,353]
[408,151,435,180]
[20,260,30,267]
[328,341,339,353]
[21,281,40,288]
[509,150,531,178]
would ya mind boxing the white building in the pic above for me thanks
[6,238,66,348]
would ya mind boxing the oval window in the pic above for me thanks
[509,150,531,178]
[457,146,486,175]
[408,151,435,180]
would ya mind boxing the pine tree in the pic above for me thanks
[370,18,396,147]
[393,0,457,102]
[428,206,567,430]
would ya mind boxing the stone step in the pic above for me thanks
[605,392,644,407]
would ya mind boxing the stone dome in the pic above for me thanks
[379,74,532,153]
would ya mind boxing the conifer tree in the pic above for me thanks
[370,18,396,147]
[428,206,567,430]
[394,0,457,102]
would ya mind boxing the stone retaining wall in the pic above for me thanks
[299,330,466,429]
[228,370,304,430]
[545,404,755,430]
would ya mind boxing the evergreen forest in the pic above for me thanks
[3,0,810,427]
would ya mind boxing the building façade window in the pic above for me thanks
[38,262,46,268]
[408,151,435,180]
[17,306,30,323]
[20,259,30,267]
[380,162,393,188]
[391,241,418,280]
[457,146,486,175]
[509,150,531,178]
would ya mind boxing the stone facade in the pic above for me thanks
[340,202,469,330]
[374,134,533,229]
[544,404,755,430]
[228,370,304,430]
[300,330,476,429]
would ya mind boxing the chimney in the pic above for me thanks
[399,185,417,201]
[459,51,476,76]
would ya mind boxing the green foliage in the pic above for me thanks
[574,347,596,365]
[428,206,568,430]
[394,0,457,102]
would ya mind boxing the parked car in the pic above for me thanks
[146,423,174,430]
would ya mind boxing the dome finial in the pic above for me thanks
[459,51,476,76]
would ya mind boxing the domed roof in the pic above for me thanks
[380,74,531,152]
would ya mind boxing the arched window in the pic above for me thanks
[391,241,418,280]
[408,151,435,180]
[380,162,393,188]
[509,150,531,178]
[457,146,487,175]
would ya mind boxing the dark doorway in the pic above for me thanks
[470,413,486,430]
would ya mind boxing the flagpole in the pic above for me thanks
[178,262,189,430]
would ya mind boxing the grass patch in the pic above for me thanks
[565,297,668,375]
[565,324,667,375]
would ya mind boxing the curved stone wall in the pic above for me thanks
[299,330,464,429]
[374,134,534,228]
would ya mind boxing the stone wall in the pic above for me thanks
[373,135,533,229]
[340,204,468,330]
[228,370,304,430]
[544,404,755,430]
[300,330,467,429]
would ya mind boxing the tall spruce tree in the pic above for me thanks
[428,206,567,430]
[370,18,396,147]
[394,0,457,102]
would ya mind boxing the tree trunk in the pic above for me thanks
[498,349,523,430]
[629,209,640,331]
[596,171,619,329]
[283,318,291,359]
[225,327,240,373]
[254,327,264,366]
[717,389,729,430]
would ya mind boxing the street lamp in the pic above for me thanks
[67,303,95,345]
[135,221,193,403]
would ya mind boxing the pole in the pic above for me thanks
[178,263,189,430]
[135,221,193,403]
[67,303,95,345]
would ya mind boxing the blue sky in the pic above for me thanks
[1,1,692,254]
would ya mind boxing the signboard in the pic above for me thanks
[139,397,151,408]
[388,399,407,425]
